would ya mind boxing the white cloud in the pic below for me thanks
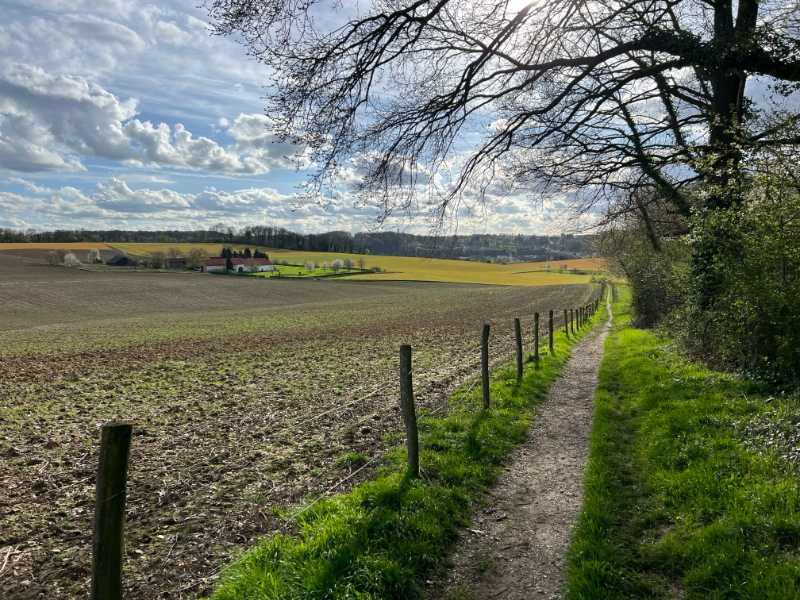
[0,65,140,166]
[63,14,146,52]
[0,176,438,232]
[0,66,297,175]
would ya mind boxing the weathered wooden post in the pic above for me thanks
[548,310,554,354]
[570,308,574,336]
[399,345,419,478]
[90,422,133,600]
[533,312,540,367]
[514,317,523,383]
[481,324,490,409]
[564,309,569,338]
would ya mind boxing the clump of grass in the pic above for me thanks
[214,301,604,599]
[565,286,800,599]
[335,451,370,469]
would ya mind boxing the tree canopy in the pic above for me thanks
[208,0,800,226]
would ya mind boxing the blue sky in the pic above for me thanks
[0,0,553,234]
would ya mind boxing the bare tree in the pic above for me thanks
[209,0,800,230]
[168,247,182,259]
[187,247,209,269]
[357,257,366,271]
[343,258,355,270]
[245,257,262,272]
[149,251,167,269]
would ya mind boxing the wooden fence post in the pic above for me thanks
[514,317,523,383]
[399,345,419,478]
[548,310,554,354]
[570,308,574,336]
[564,309,569,338]
[533,313,540,367]
[90,422,133,600]
[481,324,490,409]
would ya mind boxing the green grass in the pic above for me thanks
[565,287,800,599]
[212,303,605,599]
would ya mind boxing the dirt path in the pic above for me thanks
[430,292,612,600]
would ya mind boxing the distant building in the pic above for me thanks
[201,258,275,273]
[106,255,130,266]
[167,258,187,269]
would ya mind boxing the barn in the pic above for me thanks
[167,258,187,269]
[106,255,130,266]
[201,258,275,273]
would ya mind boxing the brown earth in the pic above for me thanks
[0,266,596,600]
[0,248,477,331]
[427,291,612,600]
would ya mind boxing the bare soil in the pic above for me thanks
[0,249,481,331]
[427,293,612,600]
[0,270,594,600]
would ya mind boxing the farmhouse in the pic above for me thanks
[201,257,275,273]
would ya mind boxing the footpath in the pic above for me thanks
[431,293,612,599]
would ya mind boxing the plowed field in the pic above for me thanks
[0,254,595,599]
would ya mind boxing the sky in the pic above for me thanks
[0,0,553,235]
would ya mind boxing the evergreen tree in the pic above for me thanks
[225,256,234,270]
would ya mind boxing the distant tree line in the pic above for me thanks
[219,247,269,259]
[1,223,590,262]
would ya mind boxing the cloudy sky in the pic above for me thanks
[0,0,554,234]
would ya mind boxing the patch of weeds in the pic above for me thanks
[383,432,405,444]
[473,548,498,574]
[446,585,477,600]
[335,451,370,469]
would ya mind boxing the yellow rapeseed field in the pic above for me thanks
[116,243,603,286]
[3,242,603,286]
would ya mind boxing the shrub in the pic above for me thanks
[187,247,208,269]
[148,251,167,269]
[62,252,81,267]
[87,248,103,264]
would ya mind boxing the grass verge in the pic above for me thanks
[565,287,800,599]
[212,304,604,599]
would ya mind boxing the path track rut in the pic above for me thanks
[431,291,612,600]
